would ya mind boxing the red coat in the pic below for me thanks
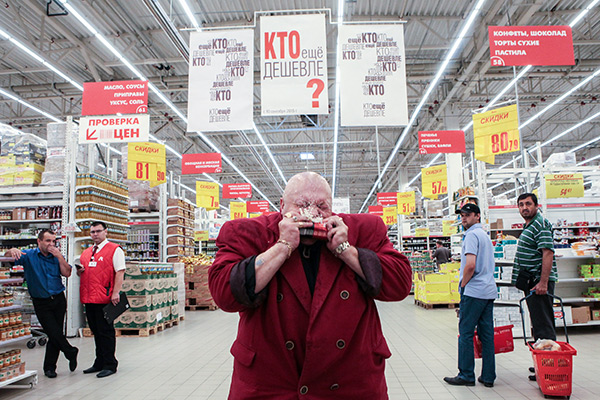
[209,213,412,399]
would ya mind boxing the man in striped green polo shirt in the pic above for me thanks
[511,193,557,347]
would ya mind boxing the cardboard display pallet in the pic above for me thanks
[185,304,218,311]
[83,318,181,338]
[414,299,458,310]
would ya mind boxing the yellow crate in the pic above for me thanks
[421,292,451,303]
[424,282,450,293]
[422,273,450,284]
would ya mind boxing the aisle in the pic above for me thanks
[3,297,599,399]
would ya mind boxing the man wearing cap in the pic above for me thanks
[444,203,497,388]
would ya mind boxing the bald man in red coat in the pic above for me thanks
[209,172,412,399]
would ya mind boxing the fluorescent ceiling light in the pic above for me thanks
[252,123,287,185]
[577,154,600,166]
[300,152,315,160]
[177,0,200,30]
[331,0,344,198]
[569,135,600,154]
[528,110,600,153]
[360,0,487,212]
[0,87,61,123]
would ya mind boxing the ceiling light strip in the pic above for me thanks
[252,123,287,185]
[177,0,200,30]
[359,0,487,212]
[577,154,600,166]
[0,87,62,123]
[331,0,344,198]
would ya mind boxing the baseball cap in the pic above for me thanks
[455,203,480,214]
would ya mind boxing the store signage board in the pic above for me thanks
[472,104,520,164]
[249,213,262,218]
[488,26,575,67]
[377,192,398,206]
[418,130,465,154]
[415,227,430,237]
[230,202,247,220]
[545,173,584,199]
[194,230,209,241]
[247,200,269,213]
[368,205,383,216]
[79,114,149,144]
[332,197,351,214]
[127,142,166,187]
[187,29,254,132]
[196,181,220,210]
[260,14,329,116]
[81,80,148,116]
[182,153,222,174]
[397,191,415,215]
[383,206,397,226]
[339,24,408,126]
[442,220,458,236]
[223,183,252,199]
[421,164,447,199]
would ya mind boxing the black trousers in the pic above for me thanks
[31,292,78,372]
[525,281,557,341]
[85,303,118,372]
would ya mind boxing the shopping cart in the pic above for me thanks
[519,293,577,399]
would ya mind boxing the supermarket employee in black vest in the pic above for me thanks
[77,221,125,378]
[5,229,78,379]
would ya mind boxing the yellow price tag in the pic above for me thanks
[421,165,447,199]
[545,173,584,199]
[443,220,457,236]
[194,230,209,241]
[382,206,397,226]
[249,213,262,218]
[397,191,415,215]
[472,104,520,164]
[230,202,247,220]
[127,142,166,186]
[415,227,430,237]
[196,181,220,210]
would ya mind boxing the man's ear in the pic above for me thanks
[280,198,284,209]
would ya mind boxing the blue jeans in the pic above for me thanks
[458,295,496,383]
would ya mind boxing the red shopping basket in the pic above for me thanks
[474,324,514,358]
[528,341,577,398]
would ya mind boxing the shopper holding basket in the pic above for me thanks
[444,204,496,388]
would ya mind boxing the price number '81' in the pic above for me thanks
[135,162,165,181]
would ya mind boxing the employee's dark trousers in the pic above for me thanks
[525,281,557,341]
[32,292,78,372]
[85,303,118,372]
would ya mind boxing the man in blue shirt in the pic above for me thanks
[5,229,78,378]
[444,204,497,388]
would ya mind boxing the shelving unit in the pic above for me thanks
[166,199,196,263]
[127,212,161,262]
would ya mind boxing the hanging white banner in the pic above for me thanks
[187,29,254,132]
[339,25,408,126]
[260,14,329,116]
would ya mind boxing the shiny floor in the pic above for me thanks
[2,297,599,399]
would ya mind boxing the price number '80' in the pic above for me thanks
[490,132,518,154]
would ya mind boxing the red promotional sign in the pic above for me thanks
[368,205,383,216]
[418,130,466,154]
[488,26,574,66]
[223,183,252,199]
[82,80,148,116]
[247,200,269,213]
[182,153,222,174]
[377,192,397,206]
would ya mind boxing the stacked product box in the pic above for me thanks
[493,306,523,336]
[413,268,460,304]
[115,263,179,329]
[0,126,46,186]
[181,255,216,308]
[166,199,196,263]
[41,122,70,186]
[121,151,160,211]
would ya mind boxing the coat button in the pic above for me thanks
[340,290,349,300]
[336,339,345,349]
[299,385,308,395]
[285,340,295,350]
[330,383,340,390]
[277,292,284,302]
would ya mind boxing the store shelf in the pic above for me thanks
[0,369,37,390]
[74,237,128,243]
[0,187,63,195]
[129,212,160,219]
[553,235,599,239]
[451,195,478,205]
[0,278,24,285]
[495,280,512,285]
[0,219,61,224]
[495,300,520,306]
[553,225,600,229]
[166,244,195,250]
[0,304,25,312]
[558,277,600,283]
[76,185,128,200]
[0,236,37,240]
[75,202,128,214]
[495,259,514,264]
[568,320,600,327]
[128,220,160,226]
[74,219,129,228]
[556,255,599,260]
[561,297,600,303]
[0,334,33,348]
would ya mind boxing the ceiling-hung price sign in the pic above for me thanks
[187,29,254,132]
[182,153,222,174]
[339,24,408,126]
[418,130,465,154]
[368,205,383,216]
[421,165,447,200]
[230,202,247,220]
[196,181,220,210]
[472,104,520,164]
[127,142,166,188]
[260,14,328,116]
[382,206,397,226]
[223,183,252,199]
[247,200,269,213]
[82,80,148,116]
[443,220,458,236]
[415,227,430,237]
[377,192,398,206]
[545,173,584,199]
[397,191,415,215]
[488,26,575,67]
[79,114,149,144]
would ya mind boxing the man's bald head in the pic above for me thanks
[281,172,333,219]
